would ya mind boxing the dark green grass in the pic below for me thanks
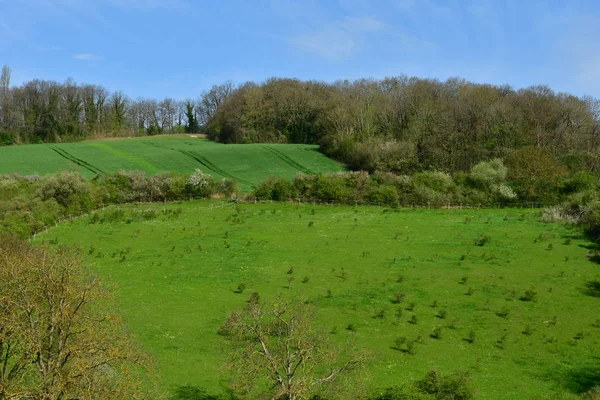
[0,137,344,190]
[37,203,600,399]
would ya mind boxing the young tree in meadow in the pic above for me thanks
[221,296,366,400]
[0,238,152,399]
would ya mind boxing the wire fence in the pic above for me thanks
[33,198,549,238]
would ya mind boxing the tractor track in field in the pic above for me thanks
[49,146,104,175]
[142,141,254,186]
[179,150,254,187]
[261,145,315,174]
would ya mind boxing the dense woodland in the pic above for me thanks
[2,64,600,181]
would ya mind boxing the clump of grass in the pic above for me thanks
[308,221,314,227]
[574,331,585,340]
[437,309,447,319]
[406,340,416,355]
[396,275,405,283]
[431,300,438,308]
[392,292,407,304]
[325,289,332,298]
[330,326,338,334]
[474,234,491,246]
[395,308,403,321]
[287,266,294,274]
[393,336,407,350]
[448,319,460,330]
[430,327,443,339]
[346,323,356,332]
[247,292,260,304]
[497,333,508,349]
[520,288,538,302]
[234,283,247,294]
[409,315,418,325]
[466,330,476,344]
[373,309,386,319]
[522,325,535,336]
[464,217,472,224]
[302,276,310,283]
[497,306,510,319]
[459,276,468,285]
[466,287,474,296]
[406,302,416,311]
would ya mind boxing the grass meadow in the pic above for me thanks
[0,137,344,190]
[37,201,600,399]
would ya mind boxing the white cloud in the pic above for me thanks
[294,28,356,61]
[73,53,103,61]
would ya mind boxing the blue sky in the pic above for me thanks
[1,0,599,99]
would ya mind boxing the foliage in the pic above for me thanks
[0,238,151,399]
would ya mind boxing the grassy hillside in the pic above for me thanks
[0,137,344,190]
[38,202,600,399]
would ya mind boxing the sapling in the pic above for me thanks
[522,325,534,336]
[392,292,407,304]
[394,336,407,349]
[467,330,476,344]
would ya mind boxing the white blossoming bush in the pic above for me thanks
[492,184,517,200]
[186,169,215,197]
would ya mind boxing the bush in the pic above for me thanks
[186,169,216,198]
[37,171,94,209]
[414,370,475,400]
[470,158,508,187]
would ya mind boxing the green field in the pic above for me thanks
[38,202,600,399]
[0,137,344,190]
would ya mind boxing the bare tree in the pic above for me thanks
[221,296,366,400]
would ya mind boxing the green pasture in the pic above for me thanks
[0,137,344,190]
[38,202,600,399]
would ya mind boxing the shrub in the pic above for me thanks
[470,158,508,187]
[37,171,94,210]
[414,370,474,400]
[186,169,215,198]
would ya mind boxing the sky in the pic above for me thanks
[1,0,599,100]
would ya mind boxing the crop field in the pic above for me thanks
[38,201,600,399]
[0,137,344,190]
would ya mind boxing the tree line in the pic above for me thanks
[204,77,600,176]
[0,64,233,144]
[3,64,600,183]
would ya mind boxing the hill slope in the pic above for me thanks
[0,137,344,190]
